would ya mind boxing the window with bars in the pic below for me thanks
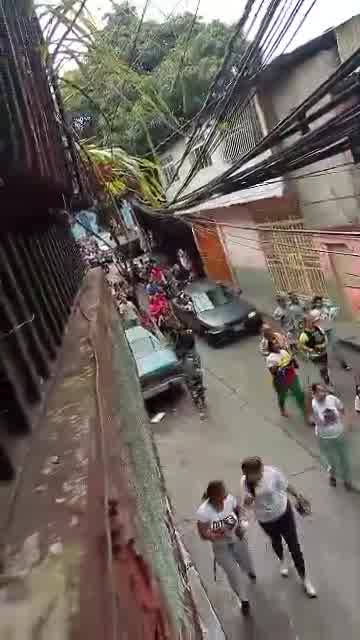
[190,145,213,170]
[162,155,179,186]
[220,99,263,164]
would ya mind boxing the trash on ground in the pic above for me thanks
[150,412,166,424]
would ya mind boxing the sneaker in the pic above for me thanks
[303,578,317,598]
[329,475,337,487]
[280,560,289,577]
[241,600,251,616]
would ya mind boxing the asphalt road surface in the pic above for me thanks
[150,333,360,639]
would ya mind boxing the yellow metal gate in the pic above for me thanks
[258,220,327,297]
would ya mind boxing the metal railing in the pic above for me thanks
[0,222,84,440]
[219,97,263,164]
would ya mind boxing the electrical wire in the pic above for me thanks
[225,232,360,258]
[171,0,280,195]
[175,99,360,211]
[172,43,360,211]
[146,0,288,157]
[184,213,360,238]
[170,0,260,186]
[170,0,201,93]
[206,0,320,160]
[191,220,360,259]
[172,0,319,199]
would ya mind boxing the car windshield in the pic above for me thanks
[192,287,233,312]
[131,336,160,358]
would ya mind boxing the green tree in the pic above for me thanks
[40,1,250,156]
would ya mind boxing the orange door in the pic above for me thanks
[193,224,233,283]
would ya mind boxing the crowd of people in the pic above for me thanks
[105,251,208,418]
[98,248,356,619]
[259,292,354,492]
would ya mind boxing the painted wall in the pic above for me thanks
[198,205,273,312]
[269,46,360,228]
[315,230,360,319]
[221,213,275,312]
[210,194,301,312]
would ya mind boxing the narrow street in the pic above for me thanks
[151,334,360,639]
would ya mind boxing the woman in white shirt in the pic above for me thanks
[196,480,255,615]
[312,384,352,489]
[240,457,316,598]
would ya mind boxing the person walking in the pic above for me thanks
[181,332,207,418]
[118,295,139,329]
[310,296,351,371]
[196,480,256,615]
[266,341,307,420]
[273,295,291,331]
[299,316,331,386]
[312,383,352,489]
[259,323,288,357]
[240,457,316,598]
[288,293,305,337]
[273,294,300,352]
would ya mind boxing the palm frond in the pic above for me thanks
[85,144,165,207]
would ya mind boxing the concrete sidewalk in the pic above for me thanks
[337,320,360,352]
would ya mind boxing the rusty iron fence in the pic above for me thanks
[0,0,71,190]
[0,0,95,212]
[258,219,328,297]
[0,222,85,445]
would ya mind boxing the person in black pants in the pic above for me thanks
[240,456,317,598]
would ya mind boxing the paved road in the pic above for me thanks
[150,333,360,639]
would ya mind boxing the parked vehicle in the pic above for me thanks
[126,325,184,399]
[173,279,262,345]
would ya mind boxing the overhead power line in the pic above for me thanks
[187,214,360,238]
[191,222,360,259]
[172,0,319,200]
[170,0,260,186]
[170,0,201,93]
[171,42,360,211]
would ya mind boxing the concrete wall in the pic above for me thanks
[315,230,360,319]
[160,136,230,201]
[220,210,275,312]
[159,96,284,207]
[210,194,301,313]
[336,14,360,63]
[269,46,360,228]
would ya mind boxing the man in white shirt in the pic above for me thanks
[312,383,352,489]
[240,457,316,598]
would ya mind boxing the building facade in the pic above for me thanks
[160,14,360,319]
